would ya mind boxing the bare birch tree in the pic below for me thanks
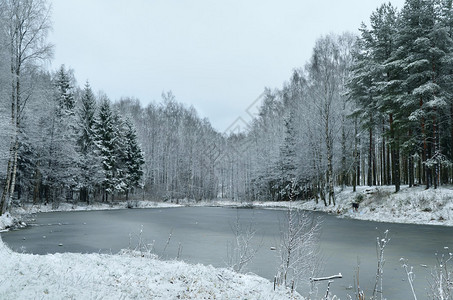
[306,34,344,206]
[0,0,53,215]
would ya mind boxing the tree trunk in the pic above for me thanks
[432,108,438,189]
[0,156,13,215]
[33,165,41,205]
[353,117,358,192]
[367,121,373,187]
[450,102,453,183]
[390,114,400,192]
[381,122,386,186]
[421,98,429,188]
[409,155,414,188]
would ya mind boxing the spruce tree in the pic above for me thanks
[123,118,145,200]
[95,97,116,202]
[55,65,75,114]
[77,82,101,203]
[278,111,297,201]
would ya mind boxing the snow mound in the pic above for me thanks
[0,213,16,232]
[0,237,302,299]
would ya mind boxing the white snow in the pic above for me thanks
[0,236,301,299]
[250,185,453,226]
[0,212,16,232]
[14,200,182,215]
[184,185,453,227]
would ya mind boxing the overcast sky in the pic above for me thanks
[49,0,406,132]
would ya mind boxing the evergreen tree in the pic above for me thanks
[348,3,399,190]
[77,82,101,203]
[55,65,75,114]
[123,118,144,200]
[36,66,79,207]
[395,0,449,188]
[95,96,116,201]
[278,111,298,201]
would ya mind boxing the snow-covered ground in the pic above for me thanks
[0,236,300,299]
[0,212,17,233]
[252,185,453,226]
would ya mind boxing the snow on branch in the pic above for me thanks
[310,273,342,282]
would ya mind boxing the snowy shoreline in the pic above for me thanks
[0,236,300,299]
[2,185,453,232]
[0,201,302,299]
[1,185,452,299]
[192,185,453,227]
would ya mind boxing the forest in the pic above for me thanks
[2,0,453,215]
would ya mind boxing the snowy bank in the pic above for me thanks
[251,185,453,226]
[13,200,182,215]
[2,185,452,232]
[0,213,15,232]
[0,201,182,231]
[185,185,453,226]
[0,236,301,299]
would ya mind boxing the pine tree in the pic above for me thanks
[436,0,453,184]
[348,3,400,191]
[394,0,449,189]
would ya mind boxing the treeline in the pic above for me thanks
[0,0,146,214]
[115,94,221,201]
[1,65,145,211]
[222,33,357,204]
[349,0,453,192]
[3,0,453,214]
[214,0,453,203]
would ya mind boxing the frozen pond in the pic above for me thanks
[2,207,453,298]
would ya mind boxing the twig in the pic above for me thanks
[400,258,417,300]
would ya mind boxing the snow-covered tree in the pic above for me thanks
[0,0,53,215]
[55,65,76,114]
[95,96,117,202]
[77,82,102,203]
[122,118,144,200]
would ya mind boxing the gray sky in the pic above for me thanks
[49,0,405,132]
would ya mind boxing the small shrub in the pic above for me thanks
[238,203,254,209]
[355,194,364,204]
[373,188,392,203]
[127,200,139,209]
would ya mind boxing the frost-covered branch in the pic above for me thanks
[400,258,417,300]
[275,206,322,294]
[226,210,261,273]
[429,248,453,300]
[372,229,390,300]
